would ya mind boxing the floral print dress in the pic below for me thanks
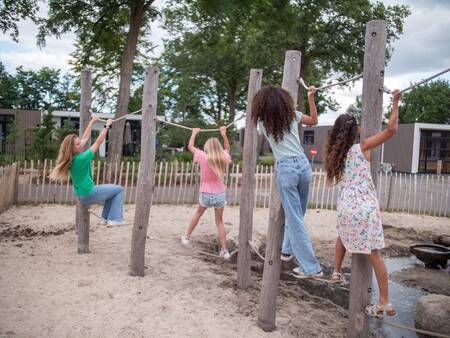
[336,144,384,254]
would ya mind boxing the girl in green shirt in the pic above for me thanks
[50,117,124,225]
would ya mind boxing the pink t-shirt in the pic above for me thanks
[193,149,232,194]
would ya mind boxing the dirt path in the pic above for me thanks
[0,205,447,338]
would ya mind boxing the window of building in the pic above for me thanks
[419,129,450,173]
[0,115,15,140]
[303,130,314,145]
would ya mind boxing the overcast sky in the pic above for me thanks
[0,0,449,125]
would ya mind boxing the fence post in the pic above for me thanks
[129,66,159,276]
[13,163,19,204]
[76,69,92,254]
[237,69,262,289]
[347,20,387,338]
[257,50,301,332]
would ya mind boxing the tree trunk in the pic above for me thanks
[228,82,237,122]
[106,0,146,182]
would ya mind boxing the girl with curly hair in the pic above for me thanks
[252,85,322,279]
[325,90,401,317]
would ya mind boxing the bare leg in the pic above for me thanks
[185,205,207,237]
[214,207,227,252]
[334,236,346,273]
[369,250,389,305]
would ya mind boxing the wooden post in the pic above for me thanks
[347,20,387,338]
[76,69,92,254]
[129,66,159,276]
[237,69,262,289]
[257,50,301,332]
[13,163,19,204]
[436,160,442,175]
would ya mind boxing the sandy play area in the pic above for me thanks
[0,204,448,338]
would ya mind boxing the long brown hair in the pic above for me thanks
[204,137,228,181]
[251,85,295,142]
[325,114,358,184]
[49,134,78,181]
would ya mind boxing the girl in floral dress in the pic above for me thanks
[325,90,401,317]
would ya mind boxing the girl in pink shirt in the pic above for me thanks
[181,127,232,259]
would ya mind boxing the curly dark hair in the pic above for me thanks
[325,114,359,184]
[251,85,295,142]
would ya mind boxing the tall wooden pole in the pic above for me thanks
[129,66,159,276]
[237,69,262,289]
[347,20,387,338]
[257,51,301,332]
[77,69,92,254]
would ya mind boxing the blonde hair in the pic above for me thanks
[49,134,78,181]
[204,138,228,181]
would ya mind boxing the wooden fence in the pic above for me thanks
[0,163,18,214]
[15,159,450,217]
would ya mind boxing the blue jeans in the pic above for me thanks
[78,184,124,222]
[276,154,321,275]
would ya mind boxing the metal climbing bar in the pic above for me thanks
[299,73,363,91]
[383,67,450,94]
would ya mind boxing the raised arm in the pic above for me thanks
[300,86,318,126]
[360,89,401,157]
[80,116,99,148]
[219,126,230,152]
[90,119,113,154]
[188,128,200,154]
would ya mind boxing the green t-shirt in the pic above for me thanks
[70,149,95,196]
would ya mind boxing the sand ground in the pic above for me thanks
[0,204,448,338]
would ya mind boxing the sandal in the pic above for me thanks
[365,303,397,317]
[330,271,345,283]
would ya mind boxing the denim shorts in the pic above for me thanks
[199,192,226,209]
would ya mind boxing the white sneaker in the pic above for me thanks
[281,253,294,261]
[220,249,231,260]
[292,267,323,279]
[181,235,190,246]
[106,220,124,226]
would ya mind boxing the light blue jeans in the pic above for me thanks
[78,184,124,222]
[276,154,321,275]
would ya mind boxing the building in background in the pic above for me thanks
[383,123,450,174]
[0,109,142,158]
[0,108,41,156]
[51,110,142,157]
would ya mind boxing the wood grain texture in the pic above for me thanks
[348,20,387,338]
[76,69,92,254]
[129,66,159,276]
[237,69,262,289]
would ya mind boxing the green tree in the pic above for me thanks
[5,118,19,160]
[38,0,159,174]
[161,0,410,121]
[13,67,80,110]
[346,95,362,123]
[0,0,39,42]
[0,62,18,108]
[30,110,57,160]
[397,80,450,124]
[55,120,78,144]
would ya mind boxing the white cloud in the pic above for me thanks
[320,0,450,125]
[0,49,73,71]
